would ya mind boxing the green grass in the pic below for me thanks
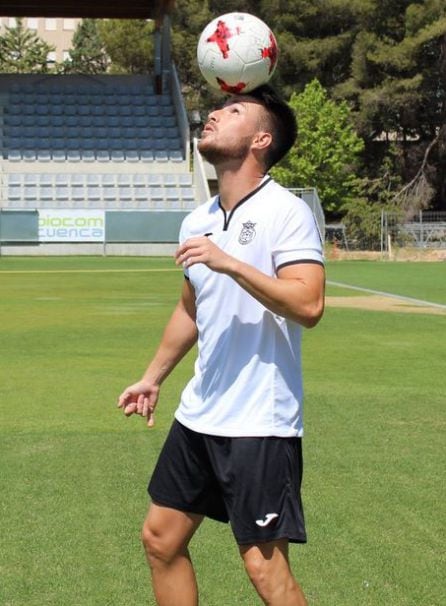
[326,261,446,304]
[1,257,445,605]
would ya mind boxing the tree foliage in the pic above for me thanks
[271,79,364,213]
[98,19,154,74]
[0,18,54,73]
[62,18,108,74]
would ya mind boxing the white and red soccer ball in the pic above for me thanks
[197,12,279,94]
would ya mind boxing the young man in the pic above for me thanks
[118,85,325,606]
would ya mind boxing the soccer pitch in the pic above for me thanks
[0,257,444,605]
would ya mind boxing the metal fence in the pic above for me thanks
[382,211,446,252]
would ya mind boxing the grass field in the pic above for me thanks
[0,257,444,606]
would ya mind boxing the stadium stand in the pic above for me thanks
[0,74,197,211]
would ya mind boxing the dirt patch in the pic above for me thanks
[326,295,446,315]
[325,248,446,262]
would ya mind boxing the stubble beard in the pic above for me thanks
[198,134,251,166]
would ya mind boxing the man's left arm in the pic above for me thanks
[175,237,325,328]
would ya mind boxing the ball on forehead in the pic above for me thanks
[197,12,279,95]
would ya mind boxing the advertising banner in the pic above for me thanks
[38,210,105,242]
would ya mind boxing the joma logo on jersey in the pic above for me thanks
[239,221,256,245]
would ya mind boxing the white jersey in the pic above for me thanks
[174,176,324,438]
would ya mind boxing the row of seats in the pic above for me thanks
[4,187,196,210]
[5,103,174,118]
[4,115,177,128]
[5,172,193,187]
[4,199,196,211]
[4,137,182,150]
[4,149,184,162]
[4,126,179,139]
[8,92,168,105]
[11,83,154,96]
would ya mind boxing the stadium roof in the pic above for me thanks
[0,0,175,20]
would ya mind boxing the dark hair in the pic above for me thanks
[247,84,297,170]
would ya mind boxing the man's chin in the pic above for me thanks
[197,140,217,163]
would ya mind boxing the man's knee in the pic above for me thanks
[242,549,271,594]
[142,519,169,565]
[240,540,304,604]
[141,505,203,569]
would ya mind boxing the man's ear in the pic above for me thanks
[252,131,272,151]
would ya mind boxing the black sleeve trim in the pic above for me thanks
[184,274,190,280]
[277,259,325,271]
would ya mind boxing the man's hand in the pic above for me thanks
[175,236,236,273]
[117,380,160,427]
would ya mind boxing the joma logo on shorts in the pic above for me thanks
[255,513,279,527]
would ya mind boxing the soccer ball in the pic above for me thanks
[197,12,279,94]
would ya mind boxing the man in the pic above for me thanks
[118,85,325,606]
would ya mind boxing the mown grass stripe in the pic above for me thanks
[327,280,446,310]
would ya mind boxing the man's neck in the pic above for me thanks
[216,164,267,211]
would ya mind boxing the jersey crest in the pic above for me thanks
[238,221,256,245]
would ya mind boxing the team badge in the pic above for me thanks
[238,221,256,245]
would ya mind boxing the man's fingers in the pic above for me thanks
[147,410,155,428]
[117,391,129,408]
[123,402,137,416]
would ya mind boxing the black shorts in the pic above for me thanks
[148,420,307,545]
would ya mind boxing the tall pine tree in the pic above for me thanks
[0,18,54,73]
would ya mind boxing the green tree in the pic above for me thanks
[98,19,154,74]
[334,0,446,210]
[0,17,55,73]
[62,18,108,74]
[271,79,364,213]
[342,146,404,248]
[259,0,359,95]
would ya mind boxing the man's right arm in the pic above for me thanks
[117,278,197,426]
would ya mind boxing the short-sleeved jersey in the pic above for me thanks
[174,176,324,438]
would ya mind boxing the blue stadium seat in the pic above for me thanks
[82,150,95,162]
[8,186,21,201]
[36,150,51,162]
[118,187,133,202]
[170,151,184,162]
[70,174,85,187]
[179,173,193,187]
[53,150,66,162]
[97,150,110,162]
[149,187,164,201]
[23,150,37,161]
[40,187,53,201]
[103,186,116,202]
[134,186,149,202]
[154,150,169,162]
[125,150,139,162]
[66,145,81,160]
[140,149,154,162]
[7,174,23,186]
[56,186,69,201]
[118,174,131,187]
[7,150,21,162]
[55,174,69,186]
[163,174,177,187]
[132,174,146,187]
[40,174,54,186]
[111,150,125,162]
[86,175,100,187]
[23,185,38,200]
[181,187,195,202]
[87,187,101,202]
[147,174,162,187]
[23,173,38,186]
[72,186,86,201]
